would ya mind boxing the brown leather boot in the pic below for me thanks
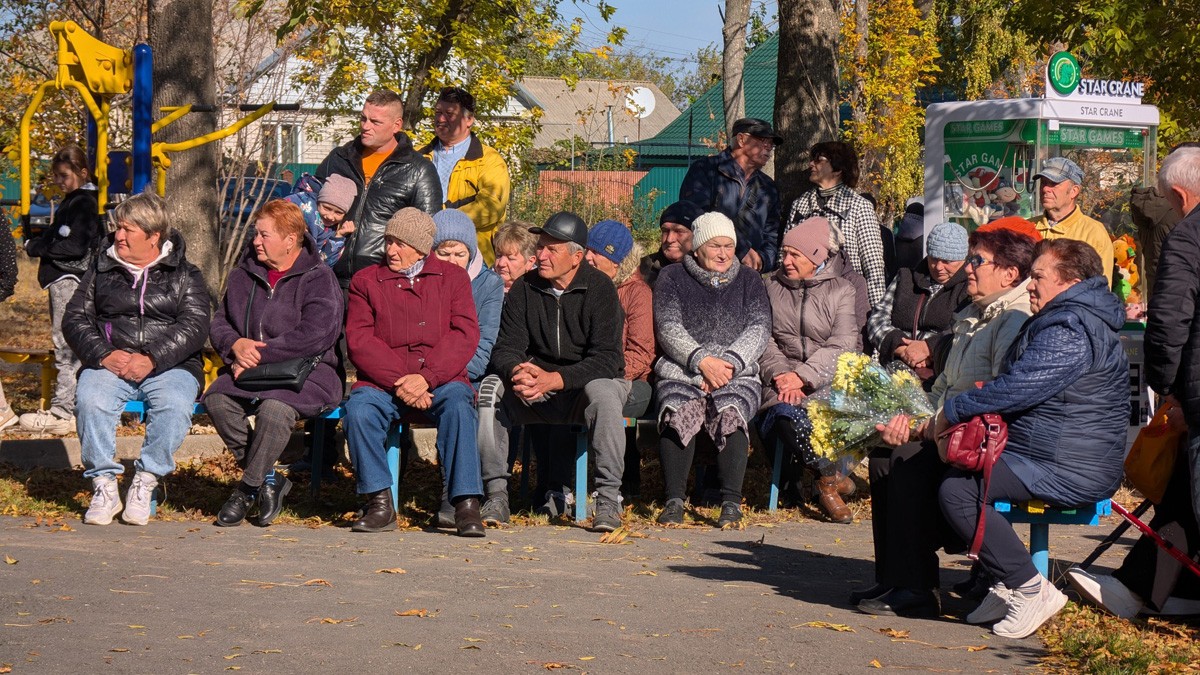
[835,471,856,497]
[351,489,397,532]
[817,475,853,524]
[454,497,486,537]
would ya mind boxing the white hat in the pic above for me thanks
[691,211,737,249]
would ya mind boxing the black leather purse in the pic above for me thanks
[234,281,320,393]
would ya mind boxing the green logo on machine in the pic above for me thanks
[1048,51,1081,95]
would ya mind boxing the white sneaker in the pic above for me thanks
[1065,567,1143,619]
[967,583,1013,624]
[83,476,123,525]
[0,406,17,433]
[121,471,158,525]
[993,578,1069,639]
[18,409,75,434]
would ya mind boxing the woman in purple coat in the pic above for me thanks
[204,200,344,527]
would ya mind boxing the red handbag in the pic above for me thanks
[939,413,1008,559]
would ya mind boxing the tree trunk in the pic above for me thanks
[722,0,750,138]
[774,0,842,209]
[148,0,220,301]
[850,0,868,128]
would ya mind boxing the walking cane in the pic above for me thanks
[1109,499,1200,580]
[1078,499,1152,571]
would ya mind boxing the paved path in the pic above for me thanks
[1,511,1129,673]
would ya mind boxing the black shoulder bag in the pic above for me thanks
[234,281,321,393]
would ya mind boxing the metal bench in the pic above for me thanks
[517,418,640,525]
[995,498,1112,578]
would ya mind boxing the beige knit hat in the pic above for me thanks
[691,211,737,249]
[384,207,436,255]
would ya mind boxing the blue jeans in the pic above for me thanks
[345,382,483,500]
[77,367,199,479]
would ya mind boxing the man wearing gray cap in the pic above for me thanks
[679,117,782,272]
[487,212,630,532]
[1031,157,1114,285]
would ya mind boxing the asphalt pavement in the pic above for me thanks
[0,509,1129,673]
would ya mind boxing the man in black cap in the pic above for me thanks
[639,200,705,288]
[679,117,782,272]
[486,211,629,532]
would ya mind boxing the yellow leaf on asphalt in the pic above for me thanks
[869,659,883,668]
[128,625,145,629]
[463,637,485,642]
[967,645,989,652]
[225,667,241,671]
[579,656,595,660]
[879,628,909,638]
[4,555,16,565]
[224,654,242,660]
[375,568,407,574]
[395,609,428,617]
[634,570,657,576]
[794,621,855,632]
[303,579,331,587]
[109,648,129,653]
[252,649,283,654]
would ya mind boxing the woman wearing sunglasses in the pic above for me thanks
[857,226,1037,620]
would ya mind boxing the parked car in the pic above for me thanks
[219,176,291,247]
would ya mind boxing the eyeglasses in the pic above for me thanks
[965,254,993,269]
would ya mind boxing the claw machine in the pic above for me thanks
[924,51,1159,233]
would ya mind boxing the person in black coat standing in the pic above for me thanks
[1145,145,1200,567]
[315,89,442,286]
[63,193,211,528]
[19,145,103,434]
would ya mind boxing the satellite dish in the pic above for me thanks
[625,86,656,119]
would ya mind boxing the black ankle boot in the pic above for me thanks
[217,489,254,527]
[454,497,485,537]
[351,489,396,532]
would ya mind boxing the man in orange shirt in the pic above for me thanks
[316,89,442,288]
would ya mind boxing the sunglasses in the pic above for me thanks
[965,254,993,268]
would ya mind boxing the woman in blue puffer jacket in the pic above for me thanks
[937,238,1129,640]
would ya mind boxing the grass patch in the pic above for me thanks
[1042,602,1200,674]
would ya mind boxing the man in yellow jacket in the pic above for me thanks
[1031,157,1114,286]
[419,87,511,265]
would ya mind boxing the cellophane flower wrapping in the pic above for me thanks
[805,353,934,470]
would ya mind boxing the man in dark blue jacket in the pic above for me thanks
[679,118,781,272]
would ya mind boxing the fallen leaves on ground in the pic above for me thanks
[599,527,629,544]
[879,628,909,639]
[302,578,331,587]
[4,555,16,565]
[395,609,429,618]
[793,621,854,632]
[304,616,357,624]
[375,568,407,574]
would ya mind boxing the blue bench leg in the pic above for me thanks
[310,418,326,499]
[1029,523,1050,579]
[385,424,403,511]
[519,427,531,502]
[769,438,784,512]
[575,428,588,525]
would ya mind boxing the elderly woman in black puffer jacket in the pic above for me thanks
[63,193,211,528]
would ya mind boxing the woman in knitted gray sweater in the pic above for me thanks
[653,212,771,528]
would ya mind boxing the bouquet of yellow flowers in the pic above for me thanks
[806,353,934,468]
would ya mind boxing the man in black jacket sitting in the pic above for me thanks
[486,212,629,532]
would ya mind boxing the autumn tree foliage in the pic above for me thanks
[1004,0,1200,147]
[250,0,625,158]
[839,0,939,220]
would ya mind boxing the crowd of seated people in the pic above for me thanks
[4,162,1157,641]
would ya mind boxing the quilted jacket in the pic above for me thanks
[944,276,1130,507]
[316,133,442,282]
[63,231,212,386]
